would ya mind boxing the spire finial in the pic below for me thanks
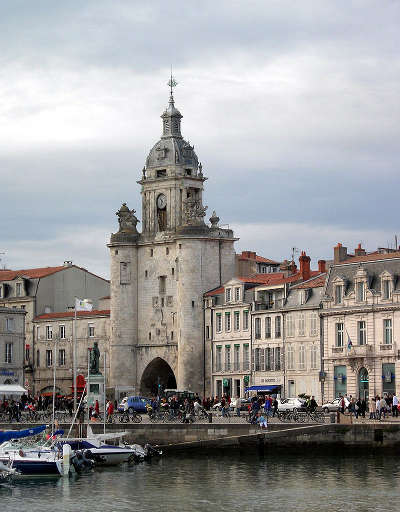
[167,66,178,102]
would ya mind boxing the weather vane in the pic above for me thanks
[167,67,178,96]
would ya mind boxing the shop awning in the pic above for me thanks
[0,384,28,396]
[245,385,280,392]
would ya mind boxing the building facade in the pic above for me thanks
[0,262,110,394]
[322,244,400,402]
[33,309,110,396]
[108,88,237,398]
[0,307,26,387]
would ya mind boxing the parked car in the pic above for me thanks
[117,396,151,413]
[321,397,349,413]
[277,398,306,412]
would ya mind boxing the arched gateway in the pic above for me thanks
[140,358,177,396]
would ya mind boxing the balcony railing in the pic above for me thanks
[331,344,375,358]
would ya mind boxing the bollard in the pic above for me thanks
[208,412,213,423]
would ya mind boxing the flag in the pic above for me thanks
[347,335,353,351]
[75,298,93,312]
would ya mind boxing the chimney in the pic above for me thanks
[334,243,348,263]
[318,260,326,273]
[354,243,366,257]
[299,251,311,281]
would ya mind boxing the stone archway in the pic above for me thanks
[140,357,177,396]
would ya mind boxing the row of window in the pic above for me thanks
[215,344,250,372]
[334,279,392,305]
[0,282,24,298]
[255,316,281,339]
[213,344,319,373]
[225,287,241,303]
[215,310,249,333]
[335,319,393,347]
[37,324,95,340]
[36,349,66,367]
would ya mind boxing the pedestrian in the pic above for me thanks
[360,398,366,418]
[272,397,278,417]
[392,393,399,418]
[264,395,271,417]
[380,396,387,419]
[257,412,268,429]
[95,400,100,416]
[376,396,381,420]
[355,398,361,419]
[235,396,242,417]
[369,396,376,420]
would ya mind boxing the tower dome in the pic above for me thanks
[145,91,199,176]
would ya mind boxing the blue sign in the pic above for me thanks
[0,370,14,376]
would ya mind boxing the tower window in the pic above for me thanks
[145,270,148,278]
[171,268,174,276]
[179,244,182,249]
[185,169,192,176]
[150,249,154,257]
[157,169,166,177]
[192,300,195,308]
[166,247,169,255]
[171,331,174,341]
[159,276,166,294]
[115,250,118,255]
[149,332,151,341]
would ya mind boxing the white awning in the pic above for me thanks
[0,385,27,396]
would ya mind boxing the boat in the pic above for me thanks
[0,425,63,476]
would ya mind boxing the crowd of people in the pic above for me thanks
[338,393,400,420]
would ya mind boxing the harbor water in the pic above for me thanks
[0,452,398,512]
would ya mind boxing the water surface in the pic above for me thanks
[0,453,396,511]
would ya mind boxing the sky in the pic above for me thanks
[1,0,399,278]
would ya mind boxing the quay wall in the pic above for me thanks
[2,422,400,454]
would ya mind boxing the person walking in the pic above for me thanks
[376,396,381,420]
[380,396,387,420]
[392,393,399,418]
[369,396,376,420]
[264,395,271,418]
[235,396,242,417]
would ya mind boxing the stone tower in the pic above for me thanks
[108,85,237,398]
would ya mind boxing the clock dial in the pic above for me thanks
[157,194,167,209]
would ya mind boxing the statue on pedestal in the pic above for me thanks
[90,342,101,375]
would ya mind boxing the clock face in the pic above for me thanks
[157,194,167,209]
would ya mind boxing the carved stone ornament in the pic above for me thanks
[209,210,220,229]
[116,203,140,234]
[183,198,208,225]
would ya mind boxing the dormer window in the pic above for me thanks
[225,288,232,302]
[16,282,22,297]
[234,287,241,302]
[0,285,3,299]
[335,285,343,305]
[356,281,365,302]
[382,279,392,300]
[300,290,309,305]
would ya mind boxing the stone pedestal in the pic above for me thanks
[87,373,105,412]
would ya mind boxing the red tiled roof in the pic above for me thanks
[237,252,279,264]
[293,274,327,289]
[341,251,400,264]
[34,310,110,321]
[0,265,109,283]
[205,287,224,297]
[0,266,67,281]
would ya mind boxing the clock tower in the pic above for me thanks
[108,81,237,398]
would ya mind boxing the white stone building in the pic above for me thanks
[33,307,110,396]
[108,88,237,398]
[0,307,26,387]
[251,253,326,399]
[0,263,109,393]
[322,244,400,402]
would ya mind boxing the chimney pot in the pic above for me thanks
[318,260,326,273]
